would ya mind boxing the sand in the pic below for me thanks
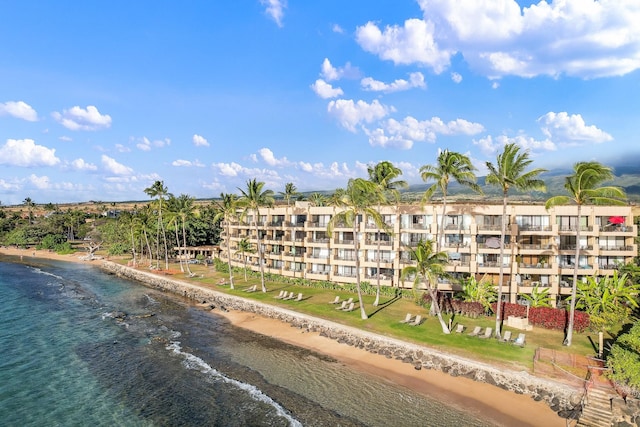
[1,247,566,426]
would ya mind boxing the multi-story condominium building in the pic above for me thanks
[220,201,637,307]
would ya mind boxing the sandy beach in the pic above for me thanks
[1,247,567,426]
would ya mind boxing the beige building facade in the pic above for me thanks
[220,201,637,306]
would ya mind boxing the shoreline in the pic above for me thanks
[1,248,568,426]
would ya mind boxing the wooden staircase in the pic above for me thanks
[576,386,614,427]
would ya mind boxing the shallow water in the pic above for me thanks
[0,256,492,426]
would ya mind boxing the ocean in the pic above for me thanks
[0,256,492,426]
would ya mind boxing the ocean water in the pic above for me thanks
[0,256,492,426]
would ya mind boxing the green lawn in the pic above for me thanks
[132,260,601,373]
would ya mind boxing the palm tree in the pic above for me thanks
[308,192,327,207]
[238,179,275,293]
[236,238,255,281]
[545,161,626,346]
[167,194,197,276]
[327,178,384,320]
[213,193,239,289]
[280,182,299,277]
[400,239,451,333]
[23,197,35,224]
[144,180,171,271]
[485,143,546,339]
[420,150,481,252]
[367,161,408,306]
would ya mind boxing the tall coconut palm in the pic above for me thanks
[420,150,481,252]
[308,192,327,207]
[327,178,384,320]
[545,161,626,346]
[213,193,239,289]
[367,161,408,306]
[485,143,546,339]
[167,194,197,276]
[280,182,299,277]
[144,180,171,271]
[400,239,451,333]
[238,179,275,293]
[23,197,35,224]
[236,237,255,281]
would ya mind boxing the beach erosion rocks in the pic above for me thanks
[101,261,580,416]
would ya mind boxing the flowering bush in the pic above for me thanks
[490,302,590,332]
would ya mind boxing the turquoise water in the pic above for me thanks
[0,256,492,426]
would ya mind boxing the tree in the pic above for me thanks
[23,197,35,224]
[420,150,481,252]
[327,178,384,320]
[486,143,547,339]
[545,161,626,346]
[607,321,640,397]
[238,179,275,293]
[308,192,327,207]
[144,181,171,271]
[213,193,239,289]
[280,182,299,278]
[279,182,299,206]
[400,239,451,333]
[459,276,497,311]
[367,161,407,306]
[236,238,255,281]
[520,285,552,308]
[167,194,197,276]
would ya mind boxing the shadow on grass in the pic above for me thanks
[367,296,401,318]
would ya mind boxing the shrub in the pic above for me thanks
[607,322,640,398]
[490,302,590,332]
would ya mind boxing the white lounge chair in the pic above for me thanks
[342,302,356,312]
[399,313,414,324]
[454,324,465,333]
[408,315,422,326]
[500,330,512,343]
[283,291,295,300]
[294,293,303,302]
[274,290,286,299]
[244,285,257,292]
[513,333,526,347]
[478,327,492,339]
[468,326,482,337]
[335,301,348,310]
[344,297,354,305]
[329,296,341,304]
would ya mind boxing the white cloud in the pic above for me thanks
[451,72,462,83]
[327,99,391,132]
[355,19,452,73]
[101,155,133,175]
[320,58,359,81]
[258,148,292,167]
[28,174,51,189]
[70,158,98,171]
[0,101,38,121]
[361,72,426,93]
[115,144,131,153]
[538,112,613,145]
[214,162,244,177]
[332,24,344,34]
[58,136,72,142]
[0,138,60,167]
[310,79,344,99]
[192,134,209,147]
[0,178,20,191]
[172,159,205,167]
[356,1,640,78]
[473,134,556,155]
[52,105,112,131]
[366,115,485,149]
[135,137,171,151]
[261,0,286,27]
[491,81,500,89]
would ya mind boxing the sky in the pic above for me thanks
[1,0,639,206]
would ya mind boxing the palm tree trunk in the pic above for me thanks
[429,287,450,333]
[254,211,267,292]
[182,219,192,276]
[243,253,248,281]
[174,221,184,273]
[354,219,368,319]
[565,204,582,346]
[437,193,448,253]
[373,204,382,306]
[225,221,235,289]
[495,191,508,339]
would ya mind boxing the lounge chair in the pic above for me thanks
[274,290,286,299]
[329,296,341,304]
[478,327,492,339]
[342,302,356,312]
[399,313,414,324]
[335,301,348,310]
[408,315,423,326]
[294,293,303,302]
[500,330,512,343]
[283,291,295,300]
[512,333,526,347]
[467,326,482,337]
[244,285,257,292]
[454,324,465,333]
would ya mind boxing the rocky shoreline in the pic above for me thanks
[100,261,589,417]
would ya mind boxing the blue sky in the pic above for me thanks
[1,0,639,205]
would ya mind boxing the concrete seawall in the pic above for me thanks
[101,260,581,415]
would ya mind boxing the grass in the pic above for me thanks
[118,258,602,374]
